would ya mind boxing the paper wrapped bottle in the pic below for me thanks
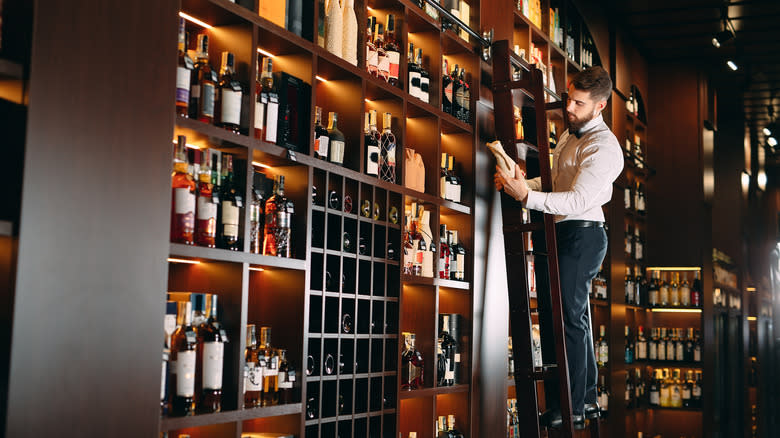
[324,0,343,58]
[341,0,358,65]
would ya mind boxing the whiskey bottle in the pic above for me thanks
[313,106,330,161]
[365,110,380,176]
[277,348,296,404]
[341,0,358,66]
[670,369,683,407]
[458,67,470,123]
[439,153,449,199]
[665,328,675,361]
[218,154,242,250]
[244,324,262,408]
[171,135,196,245]
[255,57,279,143]
[259,327,279,406]
[682,370,693,407]
[451,65,462,118]
[624,266,633,304]
[636,326,647,361]
[327,111,345,166]
[447,415,465,438]
[634,265,644,305]
[263,175,293,257]
[657,328,667,361]
[436,416,449,438]
[401,332,424,390]
[195,150,217,248]
[675,328,685,361]
[624,325,634,364]
[649,369,661,406]
[176,18,194,117]
[684,327,695,361]
[634,227,643,260]
[447,155,462,203]
[548,121,558,148]
[323,0,343,58]
[693,329,702,362]
[366,17,377,76]
[439,224,450,279]
[407,42,420,99]
[437,314,458,386]
[249,170,268,254]
[442,59,453,114]
[597,324,608,367]
[648,270,659,307]
[692,370,702,407]
[374,23,386,80]
[648,327,658,360]
[692,270,702,307]
[216,52,242,134]
[418,48,430,104]
[659,272,670,306]
[190,34,217,123]
[196,294,227,413]
[680,272,691,307]
[384,15,401,86]
[450,230,465,281]
[170,301,197,416]
[379,112,397,183]
[597,375,609,417]
[670,272,680,306]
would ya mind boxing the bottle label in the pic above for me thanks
[315,134,330,159]
[667,344,675,359]
[176,67,191,104]
[174,188,195,215]
[278,371,293,388]
[220,88,242,125]
[409,71,421,98]
[455,87,465,111]
[682,388,691,399]
[676,344,684,361]
[366,144,379,175]
[598,392,608,410]
[221,201,240,238]
[387,51,400,80]
[265,98,279,143]
[637,342,646,359]
[692,386,701,397]
[329,139,345,164]
[191,84,201,99]
[175,350,196,397]
[201,83,216,118]
[420,77,430,103]
[202,341,224,390]
[445,83,453,105]
[245,363,263,391]
[649,343,657,360]
[367,50,379,75]
[694,347,701,361]
[377,54,390,79]
[658,344,666,360]
[650,391,660,405]
[255,101,266,133]
[197,195,217,221]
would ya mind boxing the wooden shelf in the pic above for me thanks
[590,298,609,307]
[401,275,436,286]
[160,403,303,430]
[635,360,703,368]
[438,278,470,290]
[649,406,703,412]
[0,58,24,79]
[169,243,307,269]
[398,383,469,399]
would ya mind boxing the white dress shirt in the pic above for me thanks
[524,113,623,223]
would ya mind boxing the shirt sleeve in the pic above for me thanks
[524,137,623,215]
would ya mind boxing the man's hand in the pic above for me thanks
[494,163,529,203]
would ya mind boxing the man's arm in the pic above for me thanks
[526,176,542,191]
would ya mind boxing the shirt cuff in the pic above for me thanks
[524,190,545,211]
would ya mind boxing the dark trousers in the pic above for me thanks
[535,223,607,414]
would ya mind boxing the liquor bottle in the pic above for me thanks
[191,293,208,328]
[249,170,268,254]
[684,329,695,361]
[450,230,466,281]
[379,112,397,183]
[170,301,197,416]
[439,224,451,279]
[548,121,558,148]
[670,273,680,306]
[410,205,424,276]
[366,17,378,76]
[327,111,345,166]
[447,155,462,202]
[418,48,430,104]
[216,52,242,133]
[258,327,279,406]
[365,110,380,177]
[691,270,702,307]
[313,106,330,161]
[514,106,524,140]
[659,368,671,407]
[324,0,343,58]
[244,324,262,408]
[341,0,358,66]
[277,348,296,404]
[255,57,278,143]
[680,272,691,307]
[659,272,670,306]
[384,15,401,85]
[374,23,386,79]
[171,136,196,245]
[436,416,449,438]
[597,375,609,418]
[624,224,632,257]
[407,42,420,99]
[419,210,435,278]
[675,328,685,361]
[670,369,683,407]
[666,328,675,361]
[624,326,634,364]
[401,332,424,390]
[634,227,643,260]
[624,185,632,210]
[636,326,647,361]
[693,329,702,362]
[440,153,449,199]
[176,18,194,117]
[657,328,667,361]
[451,65,463,119]
[442,59,453,114]
[447,415,465,438]
[161,340,170,416]
[263,175,293,257]
[648,327,658,360]
[195,150,218,247]
[635,368,644,405]
[196,294,227,413]
[597,324,608,367]
[624,266,634,305]
[190,34,217,123]
[692,370,702,408]
[402,207,414,275]
[625,372,634,408]
[682,370,693,408]
[648,270,659,307]
[649,369,660,406]
[218,154,242,250]
[634,265,644,305]
[438,314,458,386]
[458,67,470,123]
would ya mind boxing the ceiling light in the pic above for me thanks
[727,60,738,71]
[768,137,778,147]
[711,37,721,49]
[763,127,772,136]
[713,29,734,48]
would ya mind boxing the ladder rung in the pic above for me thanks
[545,101,563,110]
[503,223,544,233]
[493,79,532,94]
[530,365,559,381]
[526,250,548,257]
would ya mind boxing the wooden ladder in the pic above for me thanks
[491,39,601,438]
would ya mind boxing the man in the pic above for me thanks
[494,66,623,429]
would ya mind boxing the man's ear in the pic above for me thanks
[597,99,607,112]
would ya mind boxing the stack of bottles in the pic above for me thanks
[250,170,295,258]
[436,415,465,438]
[640,368,703,409]
[365,15,401,85]
[590,264,608,300]
[516,0,542,28]
[437,314,462,386]
[441,60,471,123]
[439,153,463,203]
[401,332,424,390]
[646,271,703,308]
[438,224,467,282]
[244,325,297,408]
[623,226,645,263]
[321,0,359,65]
[162,293,228,417]
[548,7,563,47]
[507,399,520,438]
[360,109,397,183]
[407,43,431,104]
[624,180,647,214]
[403,203,436,278]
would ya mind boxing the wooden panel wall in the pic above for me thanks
[4,1,177,436]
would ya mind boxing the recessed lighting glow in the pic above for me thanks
[252,161,272,169]
[167,257,201,264]
[316,75,327,82]
[747,316,757,321]
[763,127,772,136]
[179,12,213,29]
[727,60,738,71]
[172,139,201,150]
[746,287,756,292]
[711,37,721,48]
[768,137,778,147]
[249,267,265,272]
[758,171,767,189]
[651,308,702,313]
[256,47,275,58]
[646,267,701,271]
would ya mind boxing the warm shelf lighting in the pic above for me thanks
[747,316,757,321]
[365,98,371,103]
[646,267,701,271]
[179,12,213,29]
[767,137,778,147]
[167,257,201,265]
[252,161,272,169]
[256,47,275,58]
[249,267,265,272]
[171,139,201,150]
[316,75,327,82]
[727,60,738,71]
[366,6,373,11]
[651,308,702,314]
[746,287,756,292]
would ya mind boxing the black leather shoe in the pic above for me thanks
[584,402,601,419]
[540,410,586,430]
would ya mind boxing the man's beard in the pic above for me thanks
[567,111,596,132]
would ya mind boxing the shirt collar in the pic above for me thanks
[573,114,603,138]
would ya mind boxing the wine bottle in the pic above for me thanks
[244,324,262,408]
[313,106,330,161]
[195,150,217,248]
[442,59,452,114]
[384,15,400,85]
[418,48,429,103]
[379,112,396,183]
[196,294,227,414]
[324,0,343,58]
[176,18,194,118]
[364,110,380,177]
[216,51,242,134]
[366,17,377,76]
[401,332,424,389]
[374,23,386,79]
[450,64,462,118]
[439,224,450,279]
[190,34,217,123]
[263,175,293,257]
[458,67,470,123]
[327,112,345,166]
[170,301,197,416]
[218,154,242,250]
[249,170,267,254]
[407,42,420,99]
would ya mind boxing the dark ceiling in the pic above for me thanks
[607,0,780,143]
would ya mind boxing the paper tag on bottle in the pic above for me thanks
[445,369,455,380]
[191,84,201,99]
[330,140,345,164]
[255,101,266,133]
[176,67,191,104]
[221,88,242,125]
[202,83,216,118]
[387,51,400,80]
[366,145,379,175]
[454,353,461,363]
[315,135,329,158]
[197,196,217,221]
[265,99,279,143]
[175,350,196,397]
[202,342,224,390]
[245,363,263,391]
[174,188,195,215]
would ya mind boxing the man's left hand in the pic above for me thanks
[495,163,529,203]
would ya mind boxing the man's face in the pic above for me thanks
[566,86,606,131]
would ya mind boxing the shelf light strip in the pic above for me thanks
[646,267,701,271]
[249,267,265,272]
[256,47,275,58]
[747,316,757,321]
[167,257,200,265]
[171,139,201,150]
[651,308,702,314]
[179,12,213,29]
[316,75,327,82]
[252,161,272,169]
[746,287,756,292]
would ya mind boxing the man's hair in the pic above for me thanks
[569,66,612,102]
